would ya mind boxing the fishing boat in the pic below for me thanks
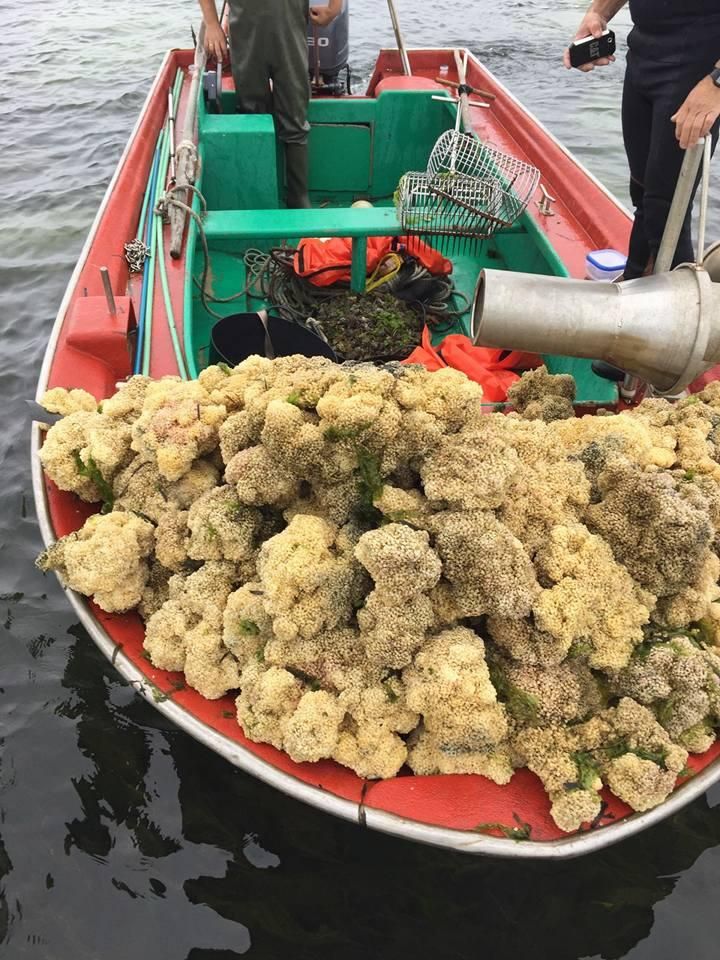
[31,34,720,860]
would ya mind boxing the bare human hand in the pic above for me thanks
[204,20,228,62]
[563,11,615,72]
[671,76,720,149]
[309,6,336,28]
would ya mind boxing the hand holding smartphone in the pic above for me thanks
[568,29,616,69]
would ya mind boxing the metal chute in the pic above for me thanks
[472,265,720,396]
[473,139,719,397]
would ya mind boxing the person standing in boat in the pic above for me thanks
[564,1,720,280]
[198,0,342,208]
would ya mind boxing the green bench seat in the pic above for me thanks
[202,206,403,240]
[202,207,405,290]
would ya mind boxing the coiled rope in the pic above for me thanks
[158,185,471,330]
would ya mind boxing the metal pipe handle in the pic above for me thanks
[386,0,412,76]
[654,141,705,274]
[100,266,117,317]
[453,48,474,134]
[697,136,713,265]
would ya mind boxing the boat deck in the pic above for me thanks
[183,61,624,403]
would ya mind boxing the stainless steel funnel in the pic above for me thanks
[702,240,720,282]
[471,265,720,395]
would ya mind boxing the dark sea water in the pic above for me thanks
[2,2,720,957]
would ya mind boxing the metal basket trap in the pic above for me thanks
[396,129,540,244]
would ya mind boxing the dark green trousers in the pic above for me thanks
[227,0,311,146]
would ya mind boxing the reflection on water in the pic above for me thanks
[60,633,181,864]
[175,748,720,960]
[1,1,719,957]
[4,614,719,959]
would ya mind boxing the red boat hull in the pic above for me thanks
[33,47,720,857]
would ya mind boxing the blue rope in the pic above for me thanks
[133,133,164,375]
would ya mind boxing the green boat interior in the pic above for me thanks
[185,88,617,405]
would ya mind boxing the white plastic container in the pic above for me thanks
[585,248,627,282]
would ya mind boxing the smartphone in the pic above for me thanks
[568,29,616,68]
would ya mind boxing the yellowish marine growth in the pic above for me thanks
[36,362,720,833]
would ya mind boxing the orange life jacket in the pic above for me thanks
[403,327,541,402]
[293,236,452,288]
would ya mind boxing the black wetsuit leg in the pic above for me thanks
[622,50,719,279]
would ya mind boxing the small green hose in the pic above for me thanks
[158,67,188,378]
[136,63,180,241]
[156,213,190,379]
[142,123,169,376]
[135,128,161,244]
[142,67,186,376]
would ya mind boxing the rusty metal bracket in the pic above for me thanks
[537,184,556,216]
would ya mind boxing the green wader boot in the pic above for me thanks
[285,143,311,209]
[227,0,312,208]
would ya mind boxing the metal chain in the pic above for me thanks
[124,239,151,273]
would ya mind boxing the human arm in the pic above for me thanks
[671,64,720,149]
[309,0,343,29]
[563,1,628,71]
[198,0,228,62]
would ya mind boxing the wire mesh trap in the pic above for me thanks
[396,130,540,244]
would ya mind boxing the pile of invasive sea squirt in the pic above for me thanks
[311,290,424,360]
[36,358,720,834]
